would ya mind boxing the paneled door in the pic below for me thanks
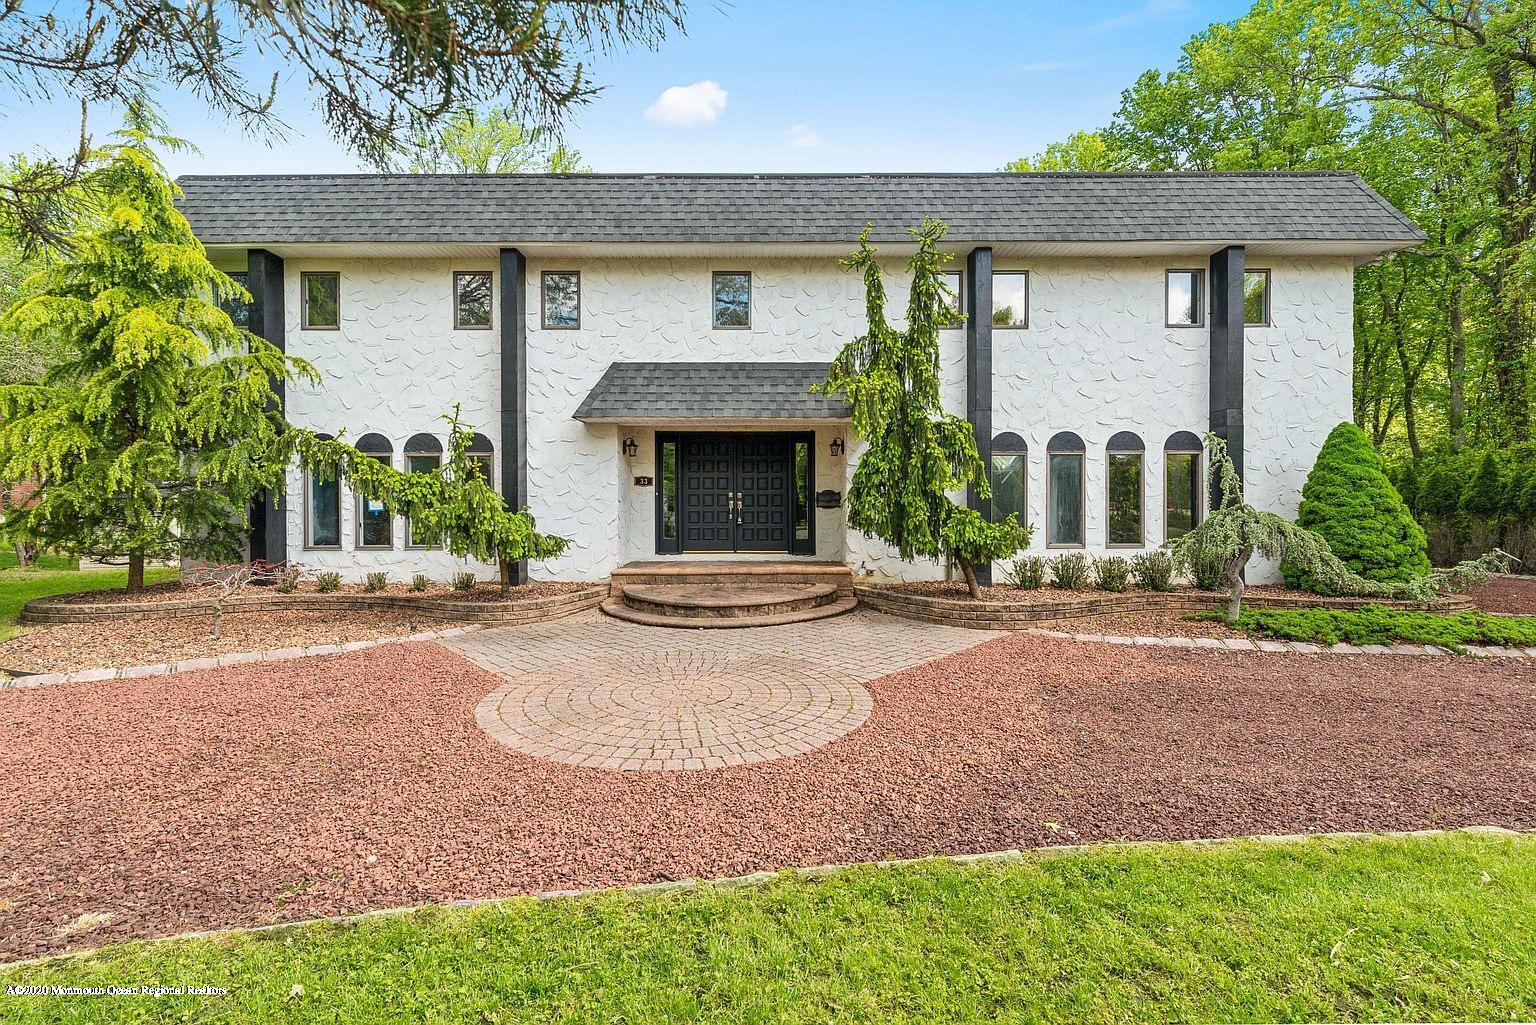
[677,433,793,553]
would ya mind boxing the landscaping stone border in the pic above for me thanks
[0,626,482,691]
[19,584,608,628]
[855,583,1474,631]
[1026,628,1536,659]
[5,824,1524,969]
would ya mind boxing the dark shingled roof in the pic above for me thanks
[573,363,850,421]
[175,172,1425,246]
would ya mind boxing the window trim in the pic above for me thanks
[452,270,494,331]
[1164,269,1205,329]
[1105,451,1145,548]
[1045,450,1087,549]
[1163,447,1205,543]
[303,467,343,550]
[992,269,1030,330]
[655,433,681,555]
[540,270,581,330]
[1244,267,1271,327]
[300,271,341,331]
[941,269,964,329]
[355,452,395,550]
[711,271,752,330]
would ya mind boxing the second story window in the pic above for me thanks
[992,271,1029,328]
[301,271,340,330]
[942,271,963,325]
[542,271,580,329]
[454,271,492,329]
[220,271,251,328]
[1166,269,1204,327]
[1244,269,1271,326]
[712,271,751,329]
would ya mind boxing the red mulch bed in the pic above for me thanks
[1466,575,1536,615]
[1065,611,1241,639]
[889,580,1278,605]
[3,637,1534,959]
[51,580,594,606]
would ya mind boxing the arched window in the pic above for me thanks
[1046,432,1085,547]
[990,432,1028,526]
[1105,432,1145,547]
[355,433,394,549]
[404,434,443,548]
[1164,432,1205,541]
[305,433,341,549]
[468,433,495,485]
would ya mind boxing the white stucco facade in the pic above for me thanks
[265,250,1354,585]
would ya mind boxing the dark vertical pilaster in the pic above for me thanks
[499,248,529,585]
[1209,245,1245,509]
[966,246,994,586]
[246,248,287,564]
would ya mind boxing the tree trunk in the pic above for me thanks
[1446,276,1467,450]
[127,552,145,594]
[210,605,222,641]
[499,558,511,597]
[12,542,34,568]
[959,560,982,600]
[1225,549,1251,624]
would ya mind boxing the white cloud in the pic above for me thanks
[644,81,728,126]
[787,124,822,149]
[1090,0,1190,31]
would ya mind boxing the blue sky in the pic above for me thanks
[4,0,1250,176]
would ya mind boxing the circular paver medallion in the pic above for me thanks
[475,650,873,771]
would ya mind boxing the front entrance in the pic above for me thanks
[678,433,795,553]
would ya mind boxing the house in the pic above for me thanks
[175,172,1423,587]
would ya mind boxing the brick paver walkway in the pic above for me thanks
[442,609,994,771]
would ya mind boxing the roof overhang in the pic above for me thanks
[573,362,851,424]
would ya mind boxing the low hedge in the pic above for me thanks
[1207,605,1536,649]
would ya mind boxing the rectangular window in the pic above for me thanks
[1048,453,1085,546]
[454,271,492,329]
[794,440,811,543]
[301,271,340,330]
[406,453,441,548]
[657,438,679,553]
[1106,453,1144,546]
[221,271,250,328]
[1165,270,1203,327]
[306,469,341,548]
[712,271,751,329]
[992,271,1029,328]
[990,453,1027,524]
[1244,269,1270,326]
[357,454,393,548]
[942,270,963,323]
[541,271,580,329]
[1165,451,1202,540]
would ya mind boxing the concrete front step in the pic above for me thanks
[621,583,839,619]
[601,594,858,629]
[610,560,854,596]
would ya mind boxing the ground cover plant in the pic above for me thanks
[2,832,1533,1023]
[1206,604,1536,650]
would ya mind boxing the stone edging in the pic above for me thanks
[2,824,1523,970]
[19,584,608,627]
[856,583,1474,631]
[1028,627,1535,658]
[0,626,481,691]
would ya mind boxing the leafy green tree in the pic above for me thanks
[1283,423,1429,592]
[0,110,314,591]
[298,408,566,593]
[1462,452,1505,520]
[817,221,1027,598]
[1003,131,1128,172]
[1419,459,1468,519]
[0,241,66,384]
[388,108,591,173]
[1394,460,1420,515]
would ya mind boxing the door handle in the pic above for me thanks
[735,491,744,524]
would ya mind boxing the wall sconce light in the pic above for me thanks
[829,437,845,457]
[622,436,638,458]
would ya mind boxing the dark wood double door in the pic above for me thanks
[679,433,795,553]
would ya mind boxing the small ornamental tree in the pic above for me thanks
[0,109,315,591]
[298,407,566,593]
[1418,458,1466,520]
[1461,451,1504,521]
[816,221,1027,598]
[1283,422,1429,592]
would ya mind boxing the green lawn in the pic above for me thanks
[0,560,178,642]
[3,832,1533,1023]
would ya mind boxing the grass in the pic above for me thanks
[1202,604,1536,649]
[0,559,178,642]
[3,832,1534,1023]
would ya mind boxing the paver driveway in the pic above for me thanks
[444,609,994,771]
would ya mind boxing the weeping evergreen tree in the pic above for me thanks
[0,107,314,591]
[817,220,1027,598]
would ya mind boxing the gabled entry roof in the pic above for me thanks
[176,172,1424,252]
[574,362,850,423]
